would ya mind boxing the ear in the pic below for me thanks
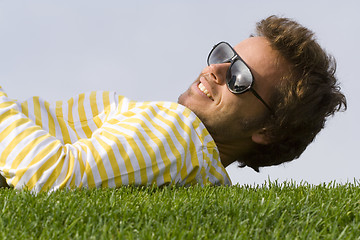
[251,128,271,145]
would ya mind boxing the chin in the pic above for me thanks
[177,93,184,105]
[177,87,192,107]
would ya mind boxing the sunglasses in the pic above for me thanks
[207,41,273,112]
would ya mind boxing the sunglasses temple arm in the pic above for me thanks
[249,88,273,113]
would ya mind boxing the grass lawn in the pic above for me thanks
[0,181,359,239]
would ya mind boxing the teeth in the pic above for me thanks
[198,82,212,98]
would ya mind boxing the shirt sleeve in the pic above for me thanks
[0,87,138,192]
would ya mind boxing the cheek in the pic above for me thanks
[219,96,265,132]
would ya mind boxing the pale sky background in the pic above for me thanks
[0,1,358,186]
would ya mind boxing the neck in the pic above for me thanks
[215,139,255,168]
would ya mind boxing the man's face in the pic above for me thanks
[178,37,286,144]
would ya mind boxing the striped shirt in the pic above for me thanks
[0,87,231,192]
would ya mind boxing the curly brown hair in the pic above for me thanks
[239,15,347,172]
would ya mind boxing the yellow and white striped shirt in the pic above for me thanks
[0,87,231,192]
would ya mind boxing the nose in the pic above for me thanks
[207,63,230,85]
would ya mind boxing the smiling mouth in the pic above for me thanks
[198,82,213,100]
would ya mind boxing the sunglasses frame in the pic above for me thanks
[207,41,273,113]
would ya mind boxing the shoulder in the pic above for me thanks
[137,101,203,131]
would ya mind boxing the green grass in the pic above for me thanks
[0,181,359,239]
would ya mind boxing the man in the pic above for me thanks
[0,16,346,191]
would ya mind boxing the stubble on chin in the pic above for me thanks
[177,88,188,106]
[177,75,201,106]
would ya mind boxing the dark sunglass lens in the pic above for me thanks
[228,61,253,93]
[208,43,234,65]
